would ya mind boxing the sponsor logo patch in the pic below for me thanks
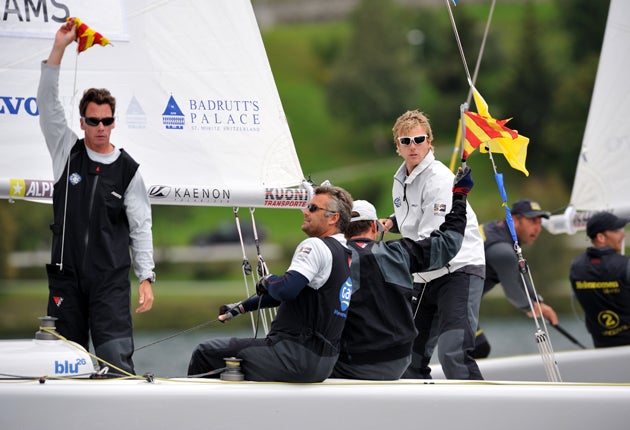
[339,277,352,312]
[69,173,82,186]
[433,202,447,215]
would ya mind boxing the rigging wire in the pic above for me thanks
[233,207,259,334]
[134,207,276,353]
[250,207,276,321]
[233,207,271,335]
[444,0,472,83]
[487,149,562,382]
[443,1,562,380]
[446,0,497,171]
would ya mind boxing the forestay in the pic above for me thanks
[0,0,308,208]
[545,0,630,234]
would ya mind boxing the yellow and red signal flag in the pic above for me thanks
[67,17,111,53]
[459,85,530,176]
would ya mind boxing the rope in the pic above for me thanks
[40,327,139,380]
[233,207,271,335]
[233,207,259,334]
[134,318,221,351]
[55,53,81,271]
[250,207,276,321]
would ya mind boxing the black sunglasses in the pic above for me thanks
[82,116,115,126]
[306,203,337,214]
[397,135,428,146]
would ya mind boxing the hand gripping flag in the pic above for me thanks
[459,85,530,176]
[67,17,111,53]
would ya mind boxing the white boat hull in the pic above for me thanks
[1,336,630,429]
[431,345,630,383]
[1,377,629,430]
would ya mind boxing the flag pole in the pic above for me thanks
[449,102,469,172]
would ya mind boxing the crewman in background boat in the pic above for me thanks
[380,110,485,380]
[37,21,156,375]
[188,185,353,382]
[331,167,473,380]
[569,212,630,348]
[475,199,559,358]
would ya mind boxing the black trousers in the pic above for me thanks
[188,335,338,382]
[46,264,134,374]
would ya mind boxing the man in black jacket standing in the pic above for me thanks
[570,212,630,348]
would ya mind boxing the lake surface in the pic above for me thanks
[130,315,593,378]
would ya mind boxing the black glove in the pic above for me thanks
[218,302,244,322]
[255,276,270,296]
[453,166,473,195]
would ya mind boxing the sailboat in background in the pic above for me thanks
[543,0,630,235]
[1,1,630,429]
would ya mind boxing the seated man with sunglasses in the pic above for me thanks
[380,110,485,380]
[37,21,155,375]
[189,186,354,382]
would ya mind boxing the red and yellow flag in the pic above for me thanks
[67,17,111,53]
[459,86,530,176]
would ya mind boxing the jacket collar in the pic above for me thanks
[395,151,435,183]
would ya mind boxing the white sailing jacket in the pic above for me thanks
[391,151,485,283]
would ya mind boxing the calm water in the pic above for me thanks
[130,315,593,378]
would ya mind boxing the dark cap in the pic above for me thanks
[511,199,550,219]
[586,212,629,239]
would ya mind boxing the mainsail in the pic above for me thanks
[0,0,308,208]
[544,0,630,234]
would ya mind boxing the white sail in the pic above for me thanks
[0,0,309,208]
[544,0,630,234]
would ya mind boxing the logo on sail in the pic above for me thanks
[148,185,171,199]
[162,95,185,130]
[126,96,147,129]
[264,188,309,208]
[8,179,53,199]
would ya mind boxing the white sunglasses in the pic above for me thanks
[397,135,428,146]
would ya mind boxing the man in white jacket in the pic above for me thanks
[381,110,485,380]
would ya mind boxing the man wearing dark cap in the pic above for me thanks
[569,212,630,348]
[473,199,560,358]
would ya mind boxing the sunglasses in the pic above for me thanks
[82,116,115,127]
[306,203,337,214]
[397,135,428,146]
